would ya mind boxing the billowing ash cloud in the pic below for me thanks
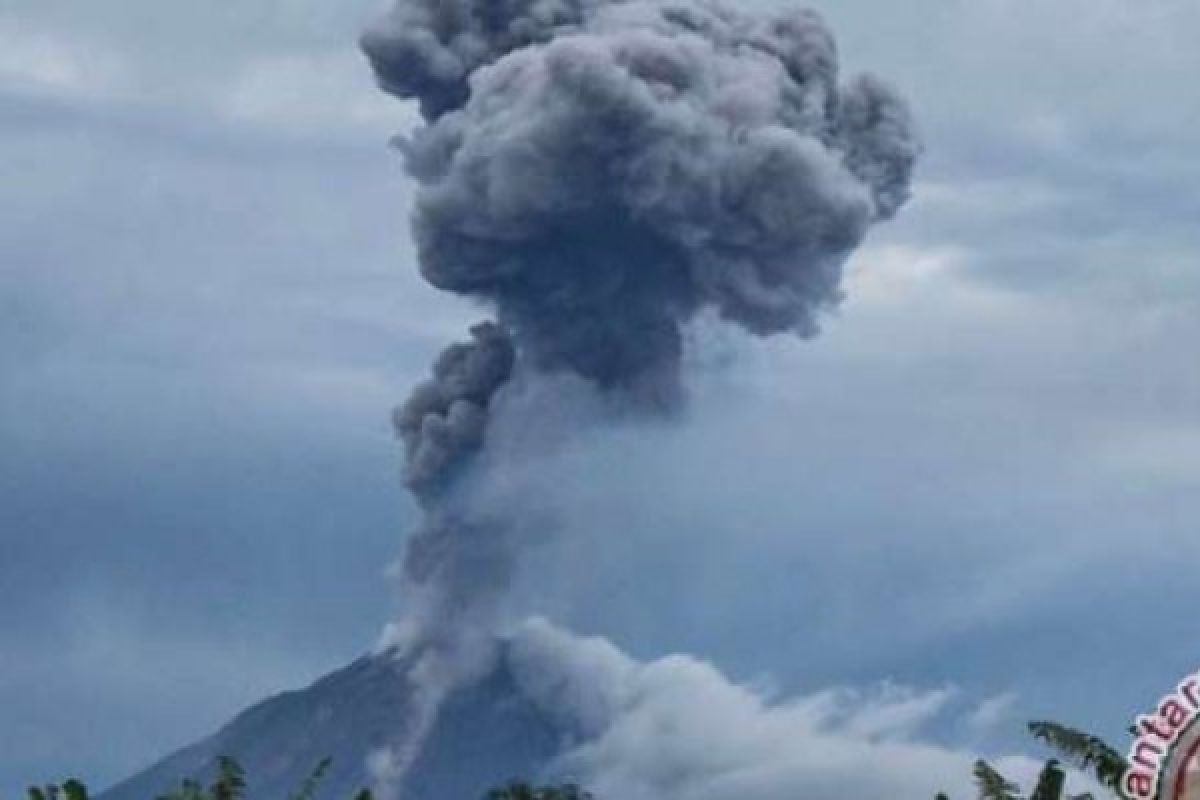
[362,0,919,786]
[394,321,514,498]
[360,0,590,120]
[365,0,919,398]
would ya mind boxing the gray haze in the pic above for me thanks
[2,0,1199,794]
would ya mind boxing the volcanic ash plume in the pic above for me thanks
[362,0,920,766]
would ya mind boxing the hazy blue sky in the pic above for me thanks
[2,0,1199,793]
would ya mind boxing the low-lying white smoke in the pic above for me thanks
[506,619,1099,800]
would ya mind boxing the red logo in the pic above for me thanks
[1125,672,1200,800]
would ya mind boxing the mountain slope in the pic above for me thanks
[98,645,564,800]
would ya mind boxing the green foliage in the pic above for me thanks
[974,760,1021,800]
[157,778,207,800]
[1027,721,1127,791]
[62,780,89,800]
[1029,760,1066,800]
[30,757,374,800]
[28,784,72,800]
[25,760,594,800]
[209,757,246,800]
[289,758,332,800]
[485,781,593,800]
[941,720,1124,800]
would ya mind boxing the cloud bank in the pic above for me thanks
[507,619,1094,800]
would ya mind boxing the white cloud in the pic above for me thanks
[844,243,968,306]
[966,692,1019,737]
[506,619,1096,800]
[219,50,418,135]
[0,8,417,141]
[837,683,960,741]
[0,17,128,99]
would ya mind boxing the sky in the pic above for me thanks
[2,0,1199,793]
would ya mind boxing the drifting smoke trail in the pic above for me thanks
[360,0,918,789]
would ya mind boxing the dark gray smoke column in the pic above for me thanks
[364,0,919,657]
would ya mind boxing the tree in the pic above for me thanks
[974,760,1021,800]
[62,781,89,800]
[486,781,594,800]
[289,758,333,800]
[210,757,246,800]
[1028,721,1127,791]
[30,756,372,800]
[939,720,1125,800]
[1029,760,1067,800]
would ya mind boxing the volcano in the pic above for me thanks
[97,638,568,800]
[96,619,996,800]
